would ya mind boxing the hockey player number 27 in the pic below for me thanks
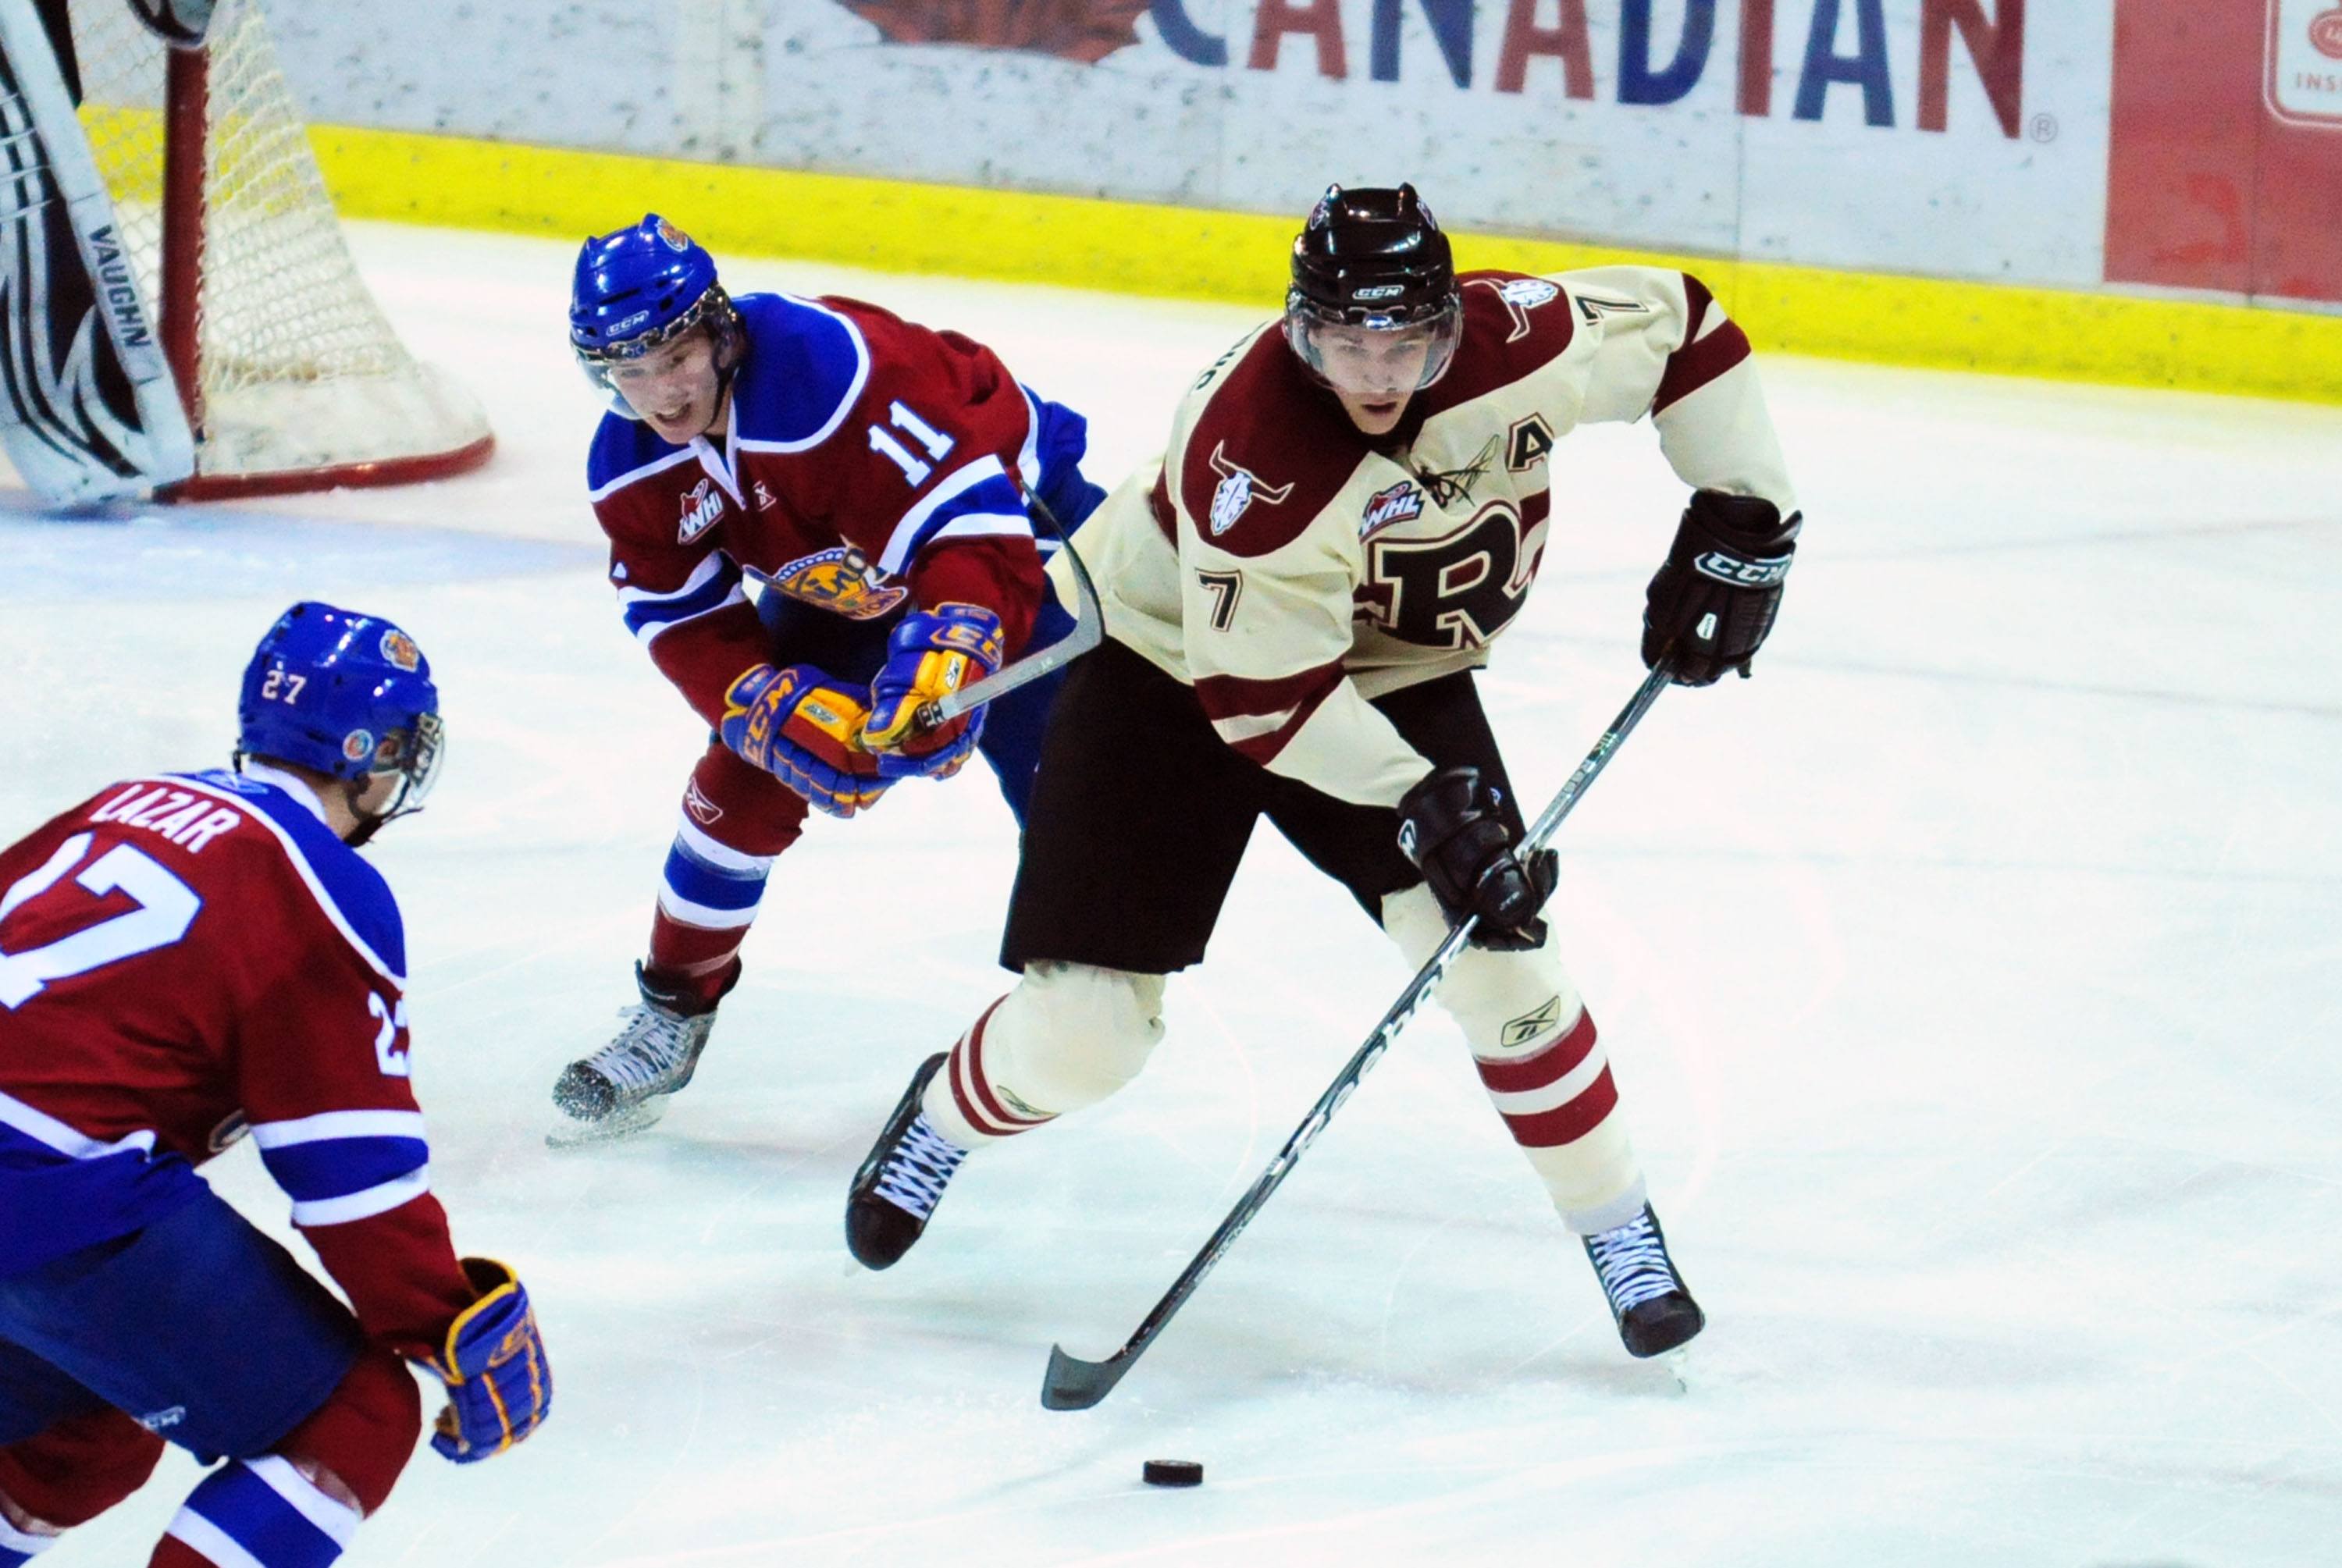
[0,833,202,1009]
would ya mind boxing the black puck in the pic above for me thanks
[1142,1459,1204,1488]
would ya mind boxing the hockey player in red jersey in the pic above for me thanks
[553,215,1105,1143]
[0,604,549,1568]
[846,185,1805,1363]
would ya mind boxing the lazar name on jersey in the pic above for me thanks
[0,766,472,1356]
[1068,265,1801,811]
[588,291,1056,727]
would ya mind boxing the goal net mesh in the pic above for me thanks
[66,0,489,492]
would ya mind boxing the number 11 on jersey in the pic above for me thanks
[867,400,956,486]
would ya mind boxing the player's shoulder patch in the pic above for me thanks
[1414,271,1580,418]
[729,293,870,454]
[1175,331,1364,559]
[169,771,407,985]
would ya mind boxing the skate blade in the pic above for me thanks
[1664,1349,1692,1393]
[545,1097,672,1150]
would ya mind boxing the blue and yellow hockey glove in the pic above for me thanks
[427,1257,550,1463]
[861,603,1005,782]
[720,662,890,817]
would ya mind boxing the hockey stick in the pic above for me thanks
[1040,659,1677,1411]
[913,491,1102,731]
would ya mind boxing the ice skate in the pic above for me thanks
[1583,1202,1705,1359]
[845,1053,966,1268]
[548,965,718,1147]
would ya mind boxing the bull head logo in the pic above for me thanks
[1205,442,1295,536]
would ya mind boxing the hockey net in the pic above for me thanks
[63,0,492,500]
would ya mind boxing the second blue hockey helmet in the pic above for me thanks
[237,602,445,823]
[569,214,744,418]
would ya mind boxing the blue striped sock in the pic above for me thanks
[164,1456,358,1567]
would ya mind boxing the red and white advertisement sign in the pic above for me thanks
[2267,0,2342,125]
[2107,2,2342,303]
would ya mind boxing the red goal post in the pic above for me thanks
[69,0,493,501]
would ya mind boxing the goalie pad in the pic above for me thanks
[0,0,194,504]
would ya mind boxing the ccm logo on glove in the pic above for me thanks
[1691,549,1791,588]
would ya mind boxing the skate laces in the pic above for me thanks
[1586,1210,1681,1314]
[583,1001,705,1097]
[874,1115,966,1220]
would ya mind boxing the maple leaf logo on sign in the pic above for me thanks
[838,0,1148,63]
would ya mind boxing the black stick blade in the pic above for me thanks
[1041,1343,1130,1410]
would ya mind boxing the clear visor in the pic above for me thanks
[370,711,445,820]
[576,307,728,418]
[1285,307,1461,399]
[577,322,713,418]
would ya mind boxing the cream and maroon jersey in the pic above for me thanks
[1062,265,1799,808]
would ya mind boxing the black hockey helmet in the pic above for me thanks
[1284,183,1462,393]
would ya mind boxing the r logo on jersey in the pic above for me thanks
[1355,500,1539,651]
[1206,443,1294,536]
[678,478,726,544]
[684,778,724,826]
[759,546,909,620]
[1360,482,1423,538]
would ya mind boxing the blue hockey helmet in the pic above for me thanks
[237,602,445,827]
[569,214,744,418]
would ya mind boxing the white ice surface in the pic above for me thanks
[3,225,2340,1566]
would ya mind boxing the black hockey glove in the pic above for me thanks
[1641,490,1802,686]
[1397,766,1557,952]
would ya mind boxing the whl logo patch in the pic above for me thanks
[678,478,726,543]
[1360,482,1423,537]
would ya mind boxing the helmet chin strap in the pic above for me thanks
[710,315,746,411]
[340,777,388,847]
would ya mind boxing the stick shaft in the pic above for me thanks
[914,496,1102,731]
[1041,662,1676,1406]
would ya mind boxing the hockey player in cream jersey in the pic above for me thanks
[847,184,1803,1361]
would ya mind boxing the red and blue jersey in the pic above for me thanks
[587,291,1066,726]
[0,766,473,1359]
